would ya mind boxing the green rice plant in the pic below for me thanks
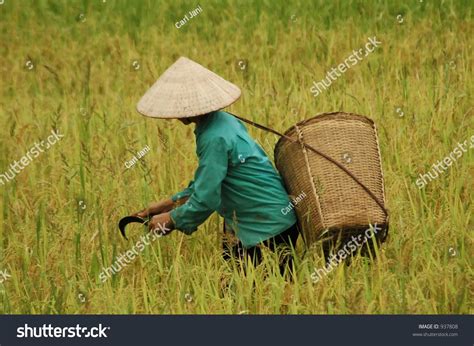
[0,0,472,314]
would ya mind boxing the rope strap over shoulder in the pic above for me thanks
[227,112,389,218]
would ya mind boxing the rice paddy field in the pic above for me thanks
[0,0,472,314]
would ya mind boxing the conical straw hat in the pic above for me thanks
[137,57,241,119]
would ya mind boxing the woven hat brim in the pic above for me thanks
[136,57,241,119]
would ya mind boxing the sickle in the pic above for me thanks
[118,216,149,240]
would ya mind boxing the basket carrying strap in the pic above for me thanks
[227,112,389,218]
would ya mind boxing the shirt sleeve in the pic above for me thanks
[170,181,195,202]
[170,136,229,234]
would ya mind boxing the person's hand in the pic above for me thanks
[132,198,174,218]
[133,197,190,218]
[132,209,148,219]
[148,212,175,237]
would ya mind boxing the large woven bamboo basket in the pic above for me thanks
[274,112,388,246]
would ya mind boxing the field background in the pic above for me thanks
[0,0,472,314]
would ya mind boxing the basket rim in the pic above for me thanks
[274,111,376,153]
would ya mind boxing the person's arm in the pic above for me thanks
[170,136,229,234]
[134,195,189,218]
[170,181,195,203]
[133,180,195,218]
[133,199,171,218]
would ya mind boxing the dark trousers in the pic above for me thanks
[222,223,300,276]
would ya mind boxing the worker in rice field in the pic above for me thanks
[133,57,299,275]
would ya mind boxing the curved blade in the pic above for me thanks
[118,216,149,240]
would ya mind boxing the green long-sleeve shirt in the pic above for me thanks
[170,111,296,248]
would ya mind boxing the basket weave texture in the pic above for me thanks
[274,112,387,245]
